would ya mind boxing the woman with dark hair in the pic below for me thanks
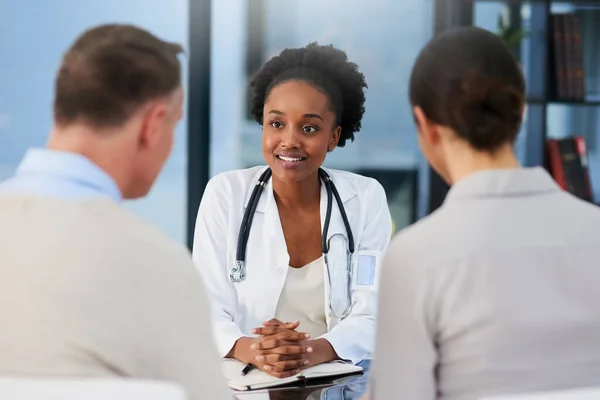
[193,43,392,378]
[368,26,600,399]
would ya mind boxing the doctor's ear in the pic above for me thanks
[328,126,341,152]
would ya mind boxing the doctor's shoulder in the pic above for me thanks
[326,168,387,203]
[200,166,268,209]
[327,169,391,231]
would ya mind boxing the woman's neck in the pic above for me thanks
[272,172,321,210]
[443,142,520,185]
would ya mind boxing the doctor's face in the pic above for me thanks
[261,80,340,184]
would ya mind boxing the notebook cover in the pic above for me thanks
[222,359,363,391]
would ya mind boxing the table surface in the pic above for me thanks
[232,360,370,400]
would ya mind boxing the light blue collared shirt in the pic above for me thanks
[0,148,122,202]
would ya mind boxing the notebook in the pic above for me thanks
[222,359,363,391]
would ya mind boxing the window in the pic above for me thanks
[0,1,189,242]
[210,0,435,232]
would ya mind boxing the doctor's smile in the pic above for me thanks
[274,152,309,169]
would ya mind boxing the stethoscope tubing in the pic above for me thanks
[233,167,354,276]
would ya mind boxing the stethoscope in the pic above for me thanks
[229,167,355,318]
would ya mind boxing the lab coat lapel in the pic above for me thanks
[245,167,287,254]
[262,182,288,255]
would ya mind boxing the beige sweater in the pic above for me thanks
[0,194,230,400]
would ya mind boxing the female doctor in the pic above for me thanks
[193,42,392,378]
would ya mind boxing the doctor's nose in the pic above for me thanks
[280,128,302,149]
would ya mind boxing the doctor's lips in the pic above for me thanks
[275,152,308,168]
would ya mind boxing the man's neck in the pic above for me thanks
[272,172,321,211]
[47,124,131,197]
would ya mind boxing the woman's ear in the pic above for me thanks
[413,106,441,147]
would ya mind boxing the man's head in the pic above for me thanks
[51,24,184,199]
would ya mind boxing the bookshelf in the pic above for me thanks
[428,0,600,212]
[477,0,599,161]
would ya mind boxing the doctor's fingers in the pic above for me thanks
[262,320,300,330]
[253,327,309,339]
[264,359,309,373]
[256,353,308,364]
[261,366,301,379]
[253,339,312,352]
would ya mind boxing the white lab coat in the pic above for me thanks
[192,166,392,364]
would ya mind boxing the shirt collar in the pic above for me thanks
[443,166,560,205]
[16,148,122,202]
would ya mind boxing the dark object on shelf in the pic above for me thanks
[549,13,585,101]
[547,136,594,202]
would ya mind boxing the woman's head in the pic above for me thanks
[409,26,525,182]
[250,42,367,183]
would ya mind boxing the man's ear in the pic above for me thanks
[328,126,342,152]
[138,102,168,149]
[413,106,440,146]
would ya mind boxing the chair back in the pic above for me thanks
[482,387,600,400]
[0,377,187,400]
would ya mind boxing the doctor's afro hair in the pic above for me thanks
[250,42,367,148]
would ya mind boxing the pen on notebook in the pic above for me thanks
[241,363,255,376]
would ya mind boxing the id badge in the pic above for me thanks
[351,250,381,291]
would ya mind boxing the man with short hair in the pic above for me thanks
[0,24,230,400]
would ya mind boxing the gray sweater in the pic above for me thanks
[0,194,230,400]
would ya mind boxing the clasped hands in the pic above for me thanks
[236,318,316,378]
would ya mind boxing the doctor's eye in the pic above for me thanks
[270,121,284,129]
[302,125,318,134]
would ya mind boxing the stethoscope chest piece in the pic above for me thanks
[229,260,246,283]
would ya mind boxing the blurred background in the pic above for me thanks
[1,0,599,247]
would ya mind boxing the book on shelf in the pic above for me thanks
[547,135,593,202]
[549,13,585,101]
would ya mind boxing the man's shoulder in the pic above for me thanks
[19,195,192,266]
[0,194,192,273]
[61,199,199,290]
[94,200,191,261]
